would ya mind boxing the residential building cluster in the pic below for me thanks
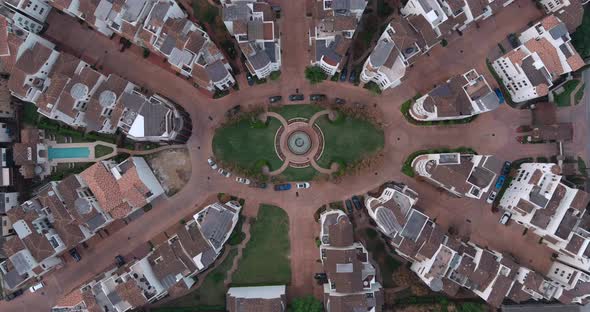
[0,14,192,143]
[365,182,590,307]
[1,156,165,292]
[319,209,383,311]
[50,200,242,312]
[222,0,281,80]
[492,15,584,103]
[48,0,237,91]
[309,0,367,76]
[361,0,516,91]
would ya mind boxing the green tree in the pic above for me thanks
[290,296,323,312]
[305,66,328,84]
[572,8,590,58]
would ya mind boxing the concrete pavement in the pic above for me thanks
[0,1,575,310]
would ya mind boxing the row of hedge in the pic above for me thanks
[402,147,477,177]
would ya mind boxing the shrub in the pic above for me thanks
[269,70,281,81]
[304,66,328,84]
[142,48,150,58]
[363,81,382,95]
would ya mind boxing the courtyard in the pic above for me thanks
[212,104,384,181]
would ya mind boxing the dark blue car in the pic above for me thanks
[340,68,348,81]
[495,176,506,190]
[349,70,356,83]
[274,183,291,191]
[502,161,512,175]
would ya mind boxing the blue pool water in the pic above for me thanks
[48,147,91,160]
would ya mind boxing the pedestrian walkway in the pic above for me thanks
[117,144,186,156]
[224,221,252,286]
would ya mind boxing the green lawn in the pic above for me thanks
[94,144,114,158]
[316,115,384,168]
[154,249,238,310]
[212,105,384,181]
[555,80,581,107]
[212,117,283,173]
[270,104,323,120]
[231,205,291,286]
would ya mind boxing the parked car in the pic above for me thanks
[309,94,326,101]
[246,73,254,86]
[296,182,311,189]
[351,196,363,210]
[269,95,282,104]
[499,212,512,225]
[236,177,251,185]
[495,175,506,190]
[348,70,356,83]
[486,191,497,204]
[335,98,346,105]
[225,105,241,117]
[502,161,512,175]
[207,158,218,170]
[339,68,348,81]
[251,182,268,189]
[274,183,292,191]
[5,289,24,301]
[115,255,126,267]
[345,200,353,214]
[69,248,81,262]
[289,94,304,101]
[29,282,45,293]
[218,168,231,178]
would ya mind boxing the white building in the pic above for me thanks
[3,0,51,25]
[410,69,502,121]
[412,153,501,200]
[492,15,584,103]
[309,0,367,76]
[222,1,281,79]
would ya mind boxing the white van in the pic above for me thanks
[29,282,44,293]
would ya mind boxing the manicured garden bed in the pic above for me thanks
[554,80,581,107]
[231,205,291,286]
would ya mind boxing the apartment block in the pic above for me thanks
[48,0,236,92]
[410,69,502,121]
[309,0,367,76]
[52,200,242,312]
[492,15,584,103]
[412,153,502,200]
[222,0,281,79]
[319,209,383,311]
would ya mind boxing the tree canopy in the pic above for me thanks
[305,66,328,84]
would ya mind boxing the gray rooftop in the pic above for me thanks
[199,206,235,250]
[86,213,107,232]
[247,48,271,70]
[521,56,552,85]
[247,21,264,40]
[375,207,402,236]
[315,37,343,63]
[10,251,34,275]
[264,42,277,62]
[223,3,250,21]
[548,23,568,41]
[474,91,501,111]
[529,186,550,208]
[205,60,231,83]
[369,40,395,67]
[159,35,177,56]
[122,0,148,22]
[400,210,428,242]
[332,0,367,11]
[502,304,590,312]
[3,269,25,289]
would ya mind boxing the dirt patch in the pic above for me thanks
[147,148,191,196]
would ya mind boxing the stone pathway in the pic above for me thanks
[117,144,186,156]
[223,221,252,286]
[570,80,584,106]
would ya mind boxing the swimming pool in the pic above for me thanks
[48,147,91,160]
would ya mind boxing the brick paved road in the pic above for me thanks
[0,1,568,311]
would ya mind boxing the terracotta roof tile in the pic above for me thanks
[55,289,84,308]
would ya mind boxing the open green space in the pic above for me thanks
[572,7,590,59]
[154,249,238,311]
[231,205,291,286]
[554,80,581,107]
[316,114,384,168]
[212,105,384,181]
[94,145,114,158]
[212,117,283,175]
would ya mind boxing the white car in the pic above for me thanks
[29,282,44,293]
[218,168,231,178]
[499,212,512,225]
[236,177,251,185]
[207,158,218,170]
[486,191,497,204]
[296,182,311,189]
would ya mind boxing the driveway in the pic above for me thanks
[0,1,568,310]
